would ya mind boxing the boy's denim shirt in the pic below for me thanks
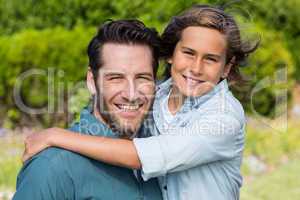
[134,78,245,200]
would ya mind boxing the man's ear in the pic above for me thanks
[223,57,235,78]
[86,67,97,95]
[167,57,173,65]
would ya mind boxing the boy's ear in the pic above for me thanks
[86,67,96,95]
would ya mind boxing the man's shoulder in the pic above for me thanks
[25,144,120,178]
[25,122,115,172]
[23,122,86,173]
[29,144,92,168]
[22,147,79,175]
[27,123,81,167]
[30,123,85,165]
[14,148,79,199]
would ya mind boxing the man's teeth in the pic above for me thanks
[119,104,139,111]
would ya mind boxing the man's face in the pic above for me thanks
[87,43,155,138]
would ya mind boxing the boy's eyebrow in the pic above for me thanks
[181,46,196,53]
[182,46,222,59]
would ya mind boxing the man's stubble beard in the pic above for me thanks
[94,90,151,139]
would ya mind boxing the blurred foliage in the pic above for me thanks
[0,0,298,127]
[0,0,210,35]
[242,0,300,81]
[68,86,90,122]
[236,23,295,117]
[0,26,94,127]
[244,120,300,166]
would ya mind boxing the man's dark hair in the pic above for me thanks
[87,19,161,79]
[161,4,260,84]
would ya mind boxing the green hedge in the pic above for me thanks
[236,23,295,117]
[243,0,300,81]
[0,0,210,35]
[0,26,95,127]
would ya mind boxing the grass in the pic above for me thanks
[0,133,23,192]
[244,119,300,167]
[240,119,300,199]
[241,159,300,199]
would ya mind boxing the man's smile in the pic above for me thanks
[114,103,143,111]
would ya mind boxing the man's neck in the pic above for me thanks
[92,104,107,126]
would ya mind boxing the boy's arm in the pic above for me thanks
[23,128,141,169]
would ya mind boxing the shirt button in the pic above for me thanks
[180,122,187,127]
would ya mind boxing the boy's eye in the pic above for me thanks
[206,57,217,62]
[183,51,194,56]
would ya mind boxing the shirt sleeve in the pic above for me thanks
[13,155,73,200]
[133,113,245,181]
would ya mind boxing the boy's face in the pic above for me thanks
[169,26,231,97]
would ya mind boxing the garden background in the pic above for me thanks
[0,0,300,199]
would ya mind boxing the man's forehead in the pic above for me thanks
[100,68,128,75]
[102,43,153,59]
[100,43,154,74]
[98,67,153,76]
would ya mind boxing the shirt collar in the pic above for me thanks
[156,78,229,111]
[186,79,229,109]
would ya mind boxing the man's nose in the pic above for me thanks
[122,80,139,102]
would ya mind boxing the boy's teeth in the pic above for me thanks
[186,77,199,84]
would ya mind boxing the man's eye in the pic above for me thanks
[138,76,153,81]
[108,76,122,80]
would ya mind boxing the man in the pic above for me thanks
[13,19,162,200]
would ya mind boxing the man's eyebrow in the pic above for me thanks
[137,72,153,77]
[103,72,124,76]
